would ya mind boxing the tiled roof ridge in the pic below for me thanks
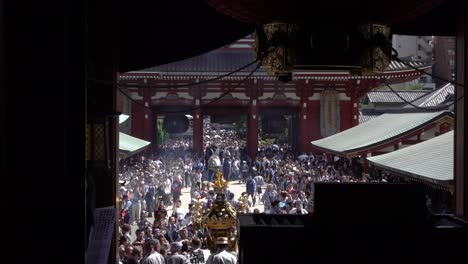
[415,83,454,106]
[370,90,428,93]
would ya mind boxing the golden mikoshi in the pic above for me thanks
[191,170,243,251]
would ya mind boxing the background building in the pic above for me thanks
[432,36,456,87]
[392,35,435,90]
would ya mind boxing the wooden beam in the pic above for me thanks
[455,0,467,218]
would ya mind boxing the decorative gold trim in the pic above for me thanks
[256,22,299,76]
[346,152,359,159]
[435,116,454,126]
[194,170,239,252]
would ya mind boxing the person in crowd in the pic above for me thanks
[166,241,189,264]
[145,183,156,217]
[253,174,264,202]
[205,237,237,264]
[246,175,257,206]
[130,246,143,263]
[172,176,183,203]
[222,156,232,181]
[122,195,132,225]
[156,232,170,252]
[133,229,146,247]
[123,245,134,264]
[166,215,179,242]
[138,211,151,230]
[117,120,389,251]
[131,186,143,225]
[240,161,249,183]
[261,184,278,213]
[143,225,154,240]
[191,182,201,200]
[119,247,127,264]
[176,225,192,242]
[231,158,239,181]
[154,199,167,223]
[227,192,237,209]
[289,201,308,214]
[188,237,210,264]
[173,199,186,225]
[122,224,133,244]
[184,160,191,188]
[142,239,166,264]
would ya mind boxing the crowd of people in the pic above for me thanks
[116,118,377,264]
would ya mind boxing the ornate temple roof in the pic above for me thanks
[403,83,455,108]
[359,111,380,124]
[367,91,429,104]
[121,49,431,81]
[312,111,453,157]
[368,130,453,186]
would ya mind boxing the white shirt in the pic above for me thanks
[194,172,202,183]
[175,207,186,221]
[289,208,308,214]
[206,250,237,264]
[142,251,166,264]
[189,248,210,264]
[254,175,264,186]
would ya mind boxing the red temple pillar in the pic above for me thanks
[298,81,321,154]
[362,153,370,174]
[299,99,310,153]
[248,98,259,160]
[351,95,360,127]
[340,99,353,131]
[298,83,315,154]
[131,88,154,153]
[309,100,321,153]
[142,89,154,142]
[152,112,159,154]
[193,107,203,155]
[341,80,360,130]
[131,100,144,139]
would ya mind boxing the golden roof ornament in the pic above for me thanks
[191,197,205,229]
[210,170,229,193]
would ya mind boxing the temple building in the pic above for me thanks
[118,35,431,159]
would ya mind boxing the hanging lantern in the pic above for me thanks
[162,114,190,133]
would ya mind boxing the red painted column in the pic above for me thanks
[351,95,360,127]
[363,154,369,174]
[131,100,144,139]
[142,89,154,143]
[309,100,321,154]
[340,99,353,131]
[248,99,259,160]
[131,88,154,153]
[342,80,360,130]
[298,81,320,154]
[152,112,159,154]
[193,107,203,155]
[299,98,310,154]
